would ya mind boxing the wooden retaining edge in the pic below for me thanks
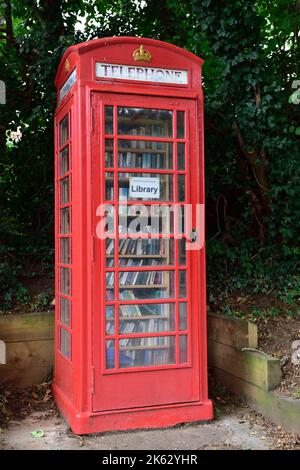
[214,368,300,434]
[0,312,54,386]
[207,313,258,349]
[208,313,300,433]
[208,340,282,391]
[0,312,54,342]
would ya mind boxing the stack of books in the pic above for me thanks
[118,151,163,169]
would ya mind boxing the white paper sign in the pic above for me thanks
[60,68,76,100]
[129,177,160,199]
[96,62,188,85]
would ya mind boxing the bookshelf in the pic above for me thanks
[105,237,174,367]
[105,143,172,170]
[105,106,173,138]
[117,336,176,368]
[105,106,177,368]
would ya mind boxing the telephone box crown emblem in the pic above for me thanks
[133,45,152,62]
[65,59,70,73]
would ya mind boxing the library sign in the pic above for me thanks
[95,62,188,85]
[129,177,160,199]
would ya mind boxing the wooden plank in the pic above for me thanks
[0,340,54,370]
[0,312,54,342]
[0,339,54,386]
[208,313,257,349]
[213,368,300,434]
[0,312,55,386]
[208,340,281,391]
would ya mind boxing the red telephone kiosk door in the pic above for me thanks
[92,92,201,411]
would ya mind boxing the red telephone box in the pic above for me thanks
[53,37,212,434]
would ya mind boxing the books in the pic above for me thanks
[106,239,114,255]
[105,236,171,308]
[116,136,169,169]
[119,187,129,201]
[118,337,172,367]
[106,239,165,267]
[115,239,161,256]
[119,292,142,316]
[117,123,165,137]
[119,269,163,287]
[118,151,163,169]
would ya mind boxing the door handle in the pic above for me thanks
[190,228,197,242]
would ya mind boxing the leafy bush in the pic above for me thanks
[0,1,299,311]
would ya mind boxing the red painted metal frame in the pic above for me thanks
[92,93,199,412]
[53,36,212,434]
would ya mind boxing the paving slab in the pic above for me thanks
[0,408,274,450]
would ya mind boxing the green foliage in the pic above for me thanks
[189,0,300,302]
[221,304,293,322]
[292,389,300,399]
[35,290,53,309]
[0,1,299,311]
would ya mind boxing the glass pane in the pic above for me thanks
[118,173,173,201]
[177,143,185,170]
[105,172,114,200]
[119,303,175,334]
[59,115,69,146]
[106,272,114,300]
[179,303,187,330]
[59,207,70,234]
[60,327,71,359]
[106,238,114,267]
[105,139,114,167]
[177,111,185,139]
[118,107,172,137]
[60,297,71,327]
[118,140,173,169]
[177,175,185,202]
[179,238,186,265]
[60,177,70,204]
[60,237,71,264]
[179,271,187,298]
[60,267,71,296]
[60,298,71,328]
[176,205,185,235]
[118,239,174,267]
[119,271,175,300]
[180,335,188,363]
[59,146,69,175]
[118,205,174,236]
[119,336,176,368]
[106,306,115,335]
[105,106,114,134]
[102,206,115,237]
[106,340,115,369]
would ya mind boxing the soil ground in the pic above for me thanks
[257,316,300,398]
